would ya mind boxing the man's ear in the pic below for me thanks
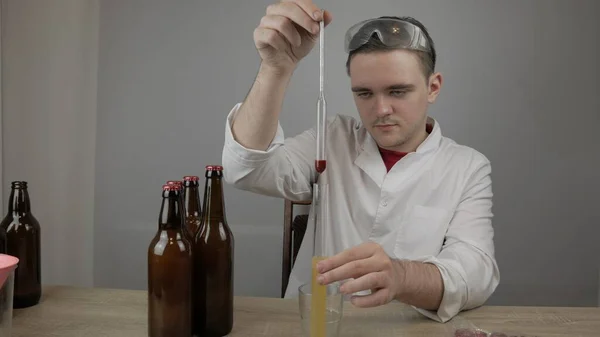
[427,72,443,103]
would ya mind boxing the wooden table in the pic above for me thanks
[10,286,600,336]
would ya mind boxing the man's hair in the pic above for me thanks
[345,16,437,79]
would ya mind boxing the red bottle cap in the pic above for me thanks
[162,184,179,191]
[183,176,199,181]
[166,181,183,189]
[205,165,223,171]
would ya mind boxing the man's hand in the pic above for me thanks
[315,242,402,307]
[316,241,444,310]
[254,0,333,74]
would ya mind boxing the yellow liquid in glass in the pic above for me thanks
[311,256,327,337]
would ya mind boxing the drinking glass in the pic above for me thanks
[298,282,343,337]
[0,254,19,337]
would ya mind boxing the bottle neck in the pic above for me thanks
[183,183,201,217]
[158,190,185,230]
[201,176,226,222]
[8,187,31,215]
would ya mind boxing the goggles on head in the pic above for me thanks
[344,18,431,54]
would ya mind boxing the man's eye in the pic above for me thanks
[357,92,372,98]
[390,90,406,97]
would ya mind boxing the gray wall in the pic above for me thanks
[94,0,600,306]
[2,0,99,287]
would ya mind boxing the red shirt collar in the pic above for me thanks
[377,122,434,172]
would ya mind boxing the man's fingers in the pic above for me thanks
[282,0,322,21]
[254,27,288,52]
[285,1,333,27]
[267,2,319,35]
[322,10,333,26]
[350,287,392,308]
[318,257,374,285]
[339,272,388,295]
[285,1,333,26]
[259,15,302,47]
[317,242,380,273]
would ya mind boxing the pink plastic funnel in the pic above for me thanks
[0,254,19,288]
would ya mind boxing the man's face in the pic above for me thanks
[349,49,442,152]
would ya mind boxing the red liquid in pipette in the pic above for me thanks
[315,160,326,173]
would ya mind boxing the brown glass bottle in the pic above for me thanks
[183,176,202,237]
[167,180,195,243]
[0,224,6,254]
[193,165,234,337]
[148,183,193,337]
[0,181,41,308]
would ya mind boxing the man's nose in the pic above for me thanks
[374,95,392,117]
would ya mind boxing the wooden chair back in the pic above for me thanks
[281,199,311,297]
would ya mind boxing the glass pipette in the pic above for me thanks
[315,12,327,174]
[313,11,327,257]
[311,12,328,337]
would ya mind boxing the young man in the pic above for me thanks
[221,0,499,323]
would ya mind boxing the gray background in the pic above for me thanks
[94,0,600,305]
[3,0,599,307]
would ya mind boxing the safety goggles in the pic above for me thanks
[344,18,431,54]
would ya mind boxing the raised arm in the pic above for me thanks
[222,1,333,201]
[231,64,293,151]
[223,106,320,202]
[231,1,332,151]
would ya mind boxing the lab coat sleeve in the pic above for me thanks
[412,156,499,323]
[221,102,317,202]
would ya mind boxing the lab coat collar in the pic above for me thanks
[354,116,442,187]
[417,116,443,154]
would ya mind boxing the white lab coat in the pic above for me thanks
[221,103,499,323]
